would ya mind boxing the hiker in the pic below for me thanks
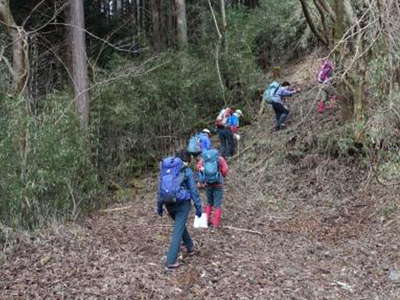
[196,148,228,227]
[187,128,212,157]
[215,107,235,157]
[227,109,243,153]
[199,128,212,152]
[157,150,203,270]
[227,109,242,134]
[269,81,300,131]
[317,59,335,113]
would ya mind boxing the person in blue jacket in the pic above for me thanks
[271,81,300,131]
[157,150,203,270]
[198,128,212,152]
[226,110,242,155]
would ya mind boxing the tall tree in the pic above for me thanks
[220,0,227,32]
[175,0,188,49]
[0,0,29,96]
[68,0,90,129]
[151,0,162,52]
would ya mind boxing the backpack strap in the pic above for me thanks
[273,84,281,96]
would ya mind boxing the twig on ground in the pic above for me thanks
[231,142,256,160]
[223,225,264,236]
[245,153,273,173]
[99,206,133,213]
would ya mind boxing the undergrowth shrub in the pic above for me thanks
[0,94,100,231]
[249,0,315,68]
[92,45,261,181]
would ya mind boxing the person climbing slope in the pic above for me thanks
[270,81,300,131]
[187,128,213,157]
[317,59,335,113]
[215,107,235,157]
[227,109,243,154]
[196,148,228,227]
[157,150,203,270]
[199,128,212,152]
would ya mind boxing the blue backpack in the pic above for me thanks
[263,81,280,104]
[201,149,221,184]
[187,134,201,154]
[159,157,190,204]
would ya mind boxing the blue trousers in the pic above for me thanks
[206,185,224,208]
[165,200,193,265]
[271,102,289,129]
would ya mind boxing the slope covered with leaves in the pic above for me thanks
[1,57,400,299]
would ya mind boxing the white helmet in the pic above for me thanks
[235,109,243,116]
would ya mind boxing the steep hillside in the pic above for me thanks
[1,58,400,299]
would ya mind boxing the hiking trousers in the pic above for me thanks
[271,102,289,129]
[226,130,236,156]
[165,200,193,265]
[217,127,229,158]
[206,185,224,208]
[218,127,235,157]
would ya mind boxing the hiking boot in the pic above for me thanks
[317,100,325,113]
[165,262,180,271]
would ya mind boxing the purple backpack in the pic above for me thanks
[317,60,333,83]
[159,157,190,204]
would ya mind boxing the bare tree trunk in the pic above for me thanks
[298,0,328,46]
[136,0,140,36]
[175,0,188,49]
[353,62,366,143]
[220,0,227,32]
[116,0,122,15]
[333,0,345,52]
[151,0,162,52]
[68,0,90,129]
[0,0,29,96]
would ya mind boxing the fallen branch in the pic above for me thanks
[230,141,257,160]
[223,225,264,236]
[99,206,132,213]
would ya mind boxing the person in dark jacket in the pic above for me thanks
[215,107,235,157]
[157,150,203,270]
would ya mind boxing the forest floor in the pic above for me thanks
[1,57,400,299]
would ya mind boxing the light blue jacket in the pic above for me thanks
[272,87,296,105]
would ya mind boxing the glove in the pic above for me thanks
[157,206,163,217]
[195,207,202,218]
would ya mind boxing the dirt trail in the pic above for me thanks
[2,59,400,299]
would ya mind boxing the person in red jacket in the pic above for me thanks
[196,149,229,227]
